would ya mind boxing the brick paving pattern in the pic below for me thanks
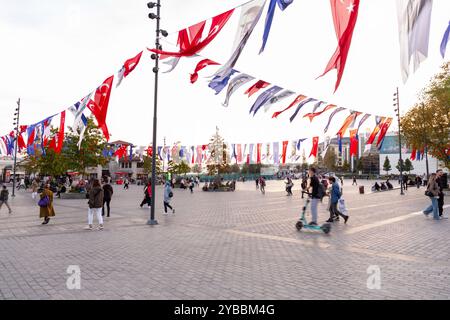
[0,180,449,300]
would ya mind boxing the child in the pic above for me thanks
[0,186,12,214]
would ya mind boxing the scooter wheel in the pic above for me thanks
[295,221,304,231]
[321,223,332,234]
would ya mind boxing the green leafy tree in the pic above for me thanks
[404,158,414,173]
[143,155,163,175]
[396,159,405,173]
[323,147,337,171]
[356,158,364,172]
[383,156,392,174]
[342,159,350,172]
[401,62,450,169]
[64,118,108,176]
[207,127,229,175]
[230,164,240,173]
[192,164,202,174]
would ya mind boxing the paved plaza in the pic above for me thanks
[0,179,449,300]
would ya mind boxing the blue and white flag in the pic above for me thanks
[250,86,283,116]
[212,0,266,82]
[263,90,296,112]
[289,98,317,122]
[208,69,238,95]
[223,74,255,107]
[324,107,346,133]
[260,0,294,54]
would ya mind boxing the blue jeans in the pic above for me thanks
[310,198,319,223]
[423,197,439,220]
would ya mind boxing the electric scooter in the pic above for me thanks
[296,192,331,234]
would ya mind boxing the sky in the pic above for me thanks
[0,0,449,152]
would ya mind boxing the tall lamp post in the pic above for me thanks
[12,98,21,197]
[393,88,404,195]
[147,1,168,225]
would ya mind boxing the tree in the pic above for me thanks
[342,159,350,172]
[176,161,191,175]
[404,158,414,173]
[356,158,364,172]
[22,118,108,177]
[143,155,163,175]
[401,62,450,169]
[383,156,392,174]
[64,118,108,175]
[323,147,337,171]
[207,127,229,175]
[396,159,405,173]
[192,164,202,174]
[230,164,240,173]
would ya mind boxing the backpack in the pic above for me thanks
[317,183,326,199]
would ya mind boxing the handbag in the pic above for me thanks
[425,190,434,197]
[169,192,174,198]
[38,196,50,208]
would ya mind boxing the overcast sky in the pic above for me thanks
[0,0,448,151]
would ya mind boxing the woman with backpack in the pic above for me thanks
[39,184,55,225]
[163,181,175,215]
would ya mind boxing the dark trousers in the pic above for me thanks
[102,199,111,217]
[286,187,293,195]
[438,194,444,216]
[164,202,173,213]
[140,196,151,207]
[329,202,347,220]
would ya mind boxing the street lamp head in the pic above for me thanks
[160,29,168,37]
[147,2,158,9]
[151,54,158,60]
[149,13,159,19]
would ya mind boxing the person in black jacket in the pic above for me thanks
[436,169,446,218]
[102,182,114,217]
[0,186,12,214]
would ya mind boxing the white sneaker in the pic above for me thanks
[85,225,93,231]
[98,225,104,231]
[163,212,169,216]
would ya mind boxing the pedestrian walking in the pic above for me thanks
[423,173,441,220]
[255,178,259,190]
[102,181,114,217]
[163,181,175,215]
[259,176,266,194]
[326,177,348,223]
[86,179,104,230]
[352,176,357,186]
[140,182,152,208]
[0,186,12,215]
[31,179,39,200]
[39,184,55,225]
[123,178,129,190]
[436,169,446,218]
[415,175,421,189]
[285,177,294,196]
[189,179,195,194]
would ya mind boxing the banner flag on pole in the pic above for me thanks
[317,0,360,92]
[396,0,433,83]
[309,137,319,158]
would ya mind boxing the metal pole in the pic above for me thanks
[425,148,429,179]
[148,0,161,226]
[12,98,20,197]
[396,87,405,195]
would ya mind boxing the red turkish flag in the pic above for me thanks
[245,80,270,97]
[190,59,219,84]
[303,104,337,122]
[88,75,114,141]
[149,10,234,58]
[349,129,358,156]
[318,0,360,92]
[282,141,289,164]
[123,51,143,78]
[309,137,319,158]
[257,143,262,164]
[366,117,386,145]
[410,149,416,161]
[272,94,307,119]
[376,118,393,149]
